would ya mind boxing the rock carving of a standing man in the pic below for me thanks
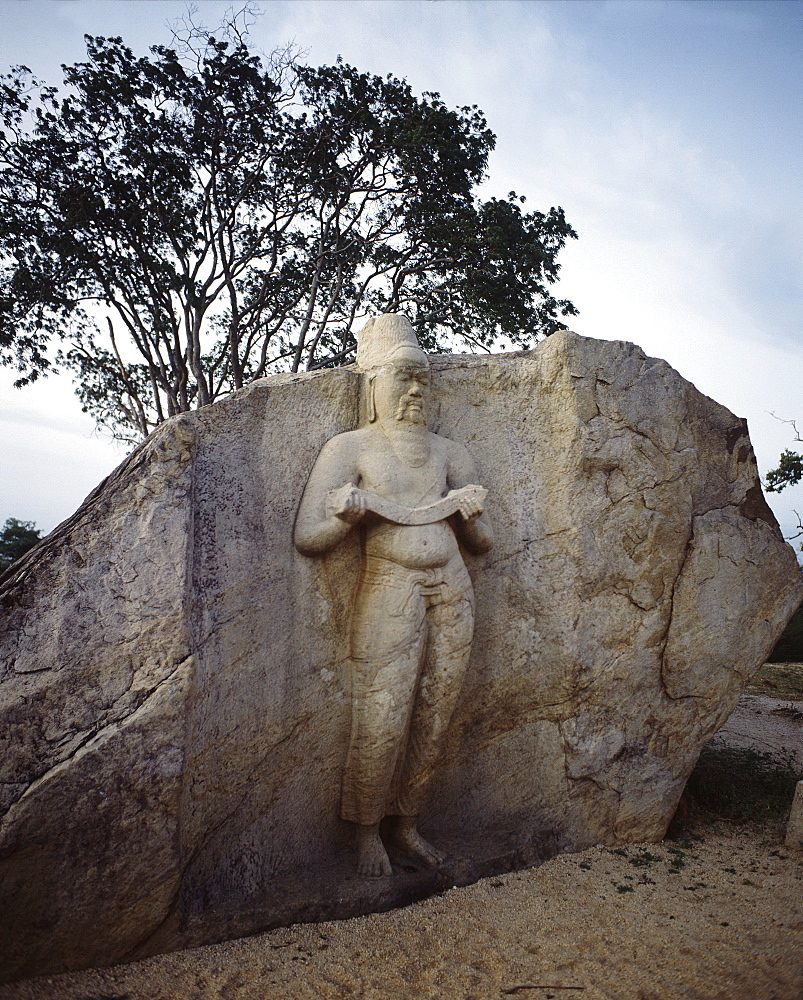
[294,314,493,877]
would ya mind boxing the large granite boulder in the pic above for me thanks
[1,331,800,982]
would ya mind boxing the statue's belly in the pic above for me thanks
[366,521,457,568]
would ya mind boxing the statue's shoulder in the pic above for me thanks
[431,431,481,481]
[431,430,469,455]
[316,427,371,459]
[324,427,366,444]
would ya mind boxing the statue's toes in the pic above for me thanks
[418,845,444,866]
[357,846,393,878]
[359,860,392,878]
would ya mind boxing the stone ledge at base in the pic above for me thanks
[1,330,801,983]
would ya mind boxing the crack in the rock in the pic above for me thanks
[1,655,192,829]
[119,880,182,964]
[176,712,315,887]
[657,491,781,704]
[600,470,688,510]
[592,417,671,458]
[658,530,694,701]
[194,607,264,648]
[480,536,545,572]
[612,588,655,613]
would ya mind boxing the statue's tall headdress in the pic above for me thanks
[356,314,428,371]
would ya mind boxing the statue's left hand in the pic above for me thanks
[449,486,485,522]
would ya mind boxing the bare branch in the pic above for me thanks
[768,413,802,443]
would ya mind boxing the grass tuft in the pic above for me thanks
[748,661,803,699]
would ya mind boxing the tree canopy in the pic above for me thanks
[0,517,41,571]
[766,450,803,494]
[765,418,802,552]
[0,16,577,441]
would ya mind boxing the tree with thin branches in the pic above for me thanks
[0,14,577,441]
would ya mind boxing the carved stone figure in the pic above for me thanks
[294,314,493,876]
[3,327,802,981]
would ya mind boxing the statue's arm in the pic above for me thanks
[446,440,494,554]
[294,434,362,557]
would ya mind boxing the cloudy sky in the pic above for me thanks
[0,0,800,551]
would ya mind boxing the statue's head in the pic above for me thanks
[356,314,431,426]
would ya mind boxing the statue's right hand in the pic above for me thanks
[327,484,366,525]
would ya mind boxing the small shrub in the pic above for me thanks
[629,851,660,867]
[668,849,686,871]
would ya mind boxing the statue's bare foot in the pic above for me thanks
[389,816,445,866]
[355,824,393,878]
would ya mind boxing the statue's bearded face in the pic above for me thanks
[373,362,431,425]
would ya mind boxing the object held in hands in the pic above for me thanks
[327,483,487,526]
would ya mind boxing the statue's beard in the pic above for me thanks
[395,399,426,424]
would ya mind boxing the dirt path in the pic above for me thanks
[2,829,800,1000]
[2,691,801,1000]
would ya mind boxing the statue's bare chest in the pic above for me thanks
[358,433,448,507]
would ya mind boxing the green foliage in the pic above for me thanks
[628,850,660,867]
[667,847,686,870]
[765,419,803,551]
[766,450,803,493]
[0,13,577,442]
[0,516,41,570]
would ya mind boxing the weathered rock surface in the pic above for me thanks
[1,331,800,982]
[787,781,803,850]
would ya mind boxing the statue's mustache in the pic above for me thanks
[395,396,425,422]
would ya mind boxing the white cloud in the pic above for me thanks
[0,0,799,553]
[0,370,123,532]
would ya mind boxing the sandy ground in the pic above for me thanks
[2,694,801,1000]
